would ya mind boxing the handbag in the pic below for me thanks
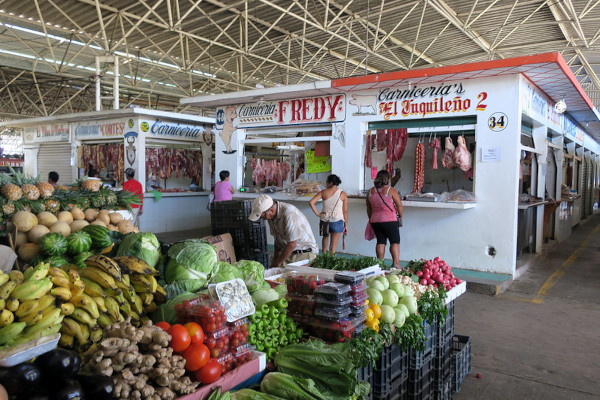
[364,222,376,241]
[375,186,402,227]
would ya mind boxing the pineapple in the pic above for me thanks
[43,198,60,213]
[0,173,23,202]
[0,199,15,216]
[82,179,101,192]
[78,197,91,210]
[36,181,55,199]
[105,190,117,208]
[21,176,40,201]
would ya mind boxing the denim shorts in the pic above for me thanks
[328,219,344,233]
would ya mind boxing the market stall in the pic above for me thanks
[1,109,215,233]
[182,52,600,279]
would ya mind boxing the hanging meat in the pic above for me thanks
[393,128,408,161]
[412,142,426,193]
[442,137,456,168]
[365,131,374,168]
[429,138,441,170]
[452,136,472,173]
[376,129,387,152]
[386,129,396,173]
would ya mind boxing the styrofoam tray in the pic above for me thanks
[445,281,467,304]
[0,333,60,367]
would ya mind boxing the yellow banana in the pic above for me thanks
[90,327,102,343]
[27,262,50,281]
[144,302,157,313]
[72,294,99,319]
[140,293,154,306]
[97,313,111,328]
[93,297,107,313]
[49,267,69,280]
[0,281,18,300]
[51,287,72,301]
[84,255,122,282]
[79,268,117,290]
[121,274,131,286]
[131,295,143,315]
[19,310,42,326]
[8,270,24,284]
[132,282,150,294]
[51,276,71,289]
[78,323,90,345]
[11,278,52,301]
[23,267,34,281]
[58,333,74,348]
[104,288,125,305]
[61,318,89,344]
[154,285,167,303]
[60,302,75,316]
[37,307,64,329]
[71,308,95,327]
[0,310,14,326]
[115,280,136,302]
[70,280,85,299]
[113,256,156,275]
[0,273,9,287]
[104,297,121,321]
[6,298,19,312]
[15,299,38,318]
[33,294,55,313]
[0,299,5,310]
[68,269,81,284]
[81,278,107,299]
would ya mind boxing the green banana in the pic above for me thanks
[97,313,111,328]
[131,295,143,315]
[93,297,107,313]
[71,308,95,327]
[0,322,27,345]
[0,281,18,300]
[116,280,136,303]
[11,278,52,301]
[81,278,107,299]
[61,318,87,343]
[103,297,121,321]
[27,262,50,281]
[0,273,9,287]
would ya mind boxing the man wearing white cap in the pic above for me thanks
[249,194,318,268]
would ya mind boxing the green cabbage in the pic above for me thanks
[252,287,280,307]
[116,232,161,267]
[164,239,218,293]
[235,260,265,292]
[210,262,244,284]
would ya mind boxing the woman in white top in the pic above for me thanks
[309,174,348,253]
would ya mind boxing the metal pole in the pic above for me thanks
[113,56,119,110]
[95,56,101,111]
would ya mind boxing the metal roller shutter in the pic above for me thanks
[37,143,73,185]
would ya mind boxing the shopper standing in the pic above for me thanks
[48,171,59,188]
[214,170,235,201]
[123,168,143,225]
[309,174,348,253]
[366,170,403,268]
[249,194,318,268]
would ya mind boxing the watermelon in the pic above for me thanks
[72,251,93,268]
[46,256,69,267]
[67,231,92,255]
[39,233,68,256]
[82,225,113,249]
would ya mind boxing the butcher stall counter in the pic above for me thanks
[139,191,211,233]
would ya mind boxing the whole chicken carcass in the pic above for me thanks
[452,135,472,173]
[442,137,456,168]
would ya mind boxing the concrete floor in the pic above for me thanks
[453,213,600,400]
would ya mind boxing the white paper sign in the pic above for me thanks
[482,147,501,162]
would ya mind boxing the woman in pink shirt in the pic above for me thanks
[214,170,235,201]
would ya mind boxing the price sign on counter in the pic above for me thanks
[306,150,331,173]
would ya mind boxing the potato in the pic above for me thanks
[95,212,110,226]
[84,208,99,222]
[50,221,71,237]
[90,220,107,227]
[18,243,39,262]
[117,220,134,234]
[37,211,58,227]
[70,220,89,232]
[109,212,123,224]
[14,231,28,248]
[12,211,38,232]
[28,225,50,244]
[71,207,85,221]
[57,211,74,225]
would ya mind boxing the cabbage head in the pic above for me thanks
[116,232,161,267]
[210,262,244,284]
[165,239,218,292]
[235,260,265,292]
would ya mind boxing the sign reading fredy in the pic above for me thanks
[233,94,346,128]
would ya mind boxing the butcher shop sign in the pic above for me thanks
[145,120,204,141]
[73,120,127,140]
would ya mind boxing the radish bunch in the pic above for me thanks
[415,257,462,290]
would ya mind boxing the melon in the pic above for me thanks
[71,207,85,221]
[49,221,71,237]
[109,212,123,224]
[39,232,68,256]
[12,211,38,232]
[70,220,89,232]
[57,211,74,225]
[37,211,58,227]
[84,208,98,222]
[18,243,39,262]
[28,225,50,244]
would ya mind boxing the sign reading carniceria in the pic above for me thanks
[147,120,204,140]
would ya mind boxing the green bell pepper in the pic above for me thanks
[280,336,289,346]
[269,306,280,319]
[256,343,265,352]
[267,348,277,360]
[264,337,273,349]
[268,298,288,309]
[260,304,270,314]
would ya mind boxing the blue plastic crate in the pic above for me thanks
[451,335,472,393]
[409,320,436,369]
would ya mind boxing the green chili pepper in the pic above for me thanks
[257,320,265,331]
[278,313,287,324]
[271,319,280,329]
[288,333,297,341]
[248,324,257,336]
[286,320,295,331]
[251,311,262,321]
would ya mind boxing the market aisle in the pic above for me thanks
[453,214,600,400]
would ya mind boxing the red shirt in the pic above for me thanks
[123,179,143,212]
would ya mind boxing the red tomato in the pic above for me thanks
[183,343,210,371]
[195,358,222,384]
[155,322,171,331]
[168,324,191,352]
[184,322,205,344]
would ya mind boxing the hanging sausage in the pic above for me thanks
[412,141,426,193]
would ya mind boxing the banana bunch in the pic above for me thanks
[51,266,103,350]
[0,264,64,349]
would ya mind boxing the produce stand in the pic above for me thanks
[1,108,215,233]
[182,52,600,279]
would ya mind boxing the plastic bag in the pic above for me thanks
[444,189,476,202]
[365,222,376,241]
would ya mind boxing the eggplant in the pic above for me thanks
[77,374,114,400]
[52,379,84,400]
[35,349,81,379]
[0,363,41,397]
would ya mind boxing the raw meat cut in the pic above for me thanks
[393,129,408,161]
[452,136,472,173]
[429,138,441,170]
[376,129,387,152]
[365,131,374,168]
[442,137,456,169]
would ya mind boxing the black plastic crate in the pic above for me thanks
[402,380,432,400]
[436,302,455,349]
[212,224,268,257]
[372,378,402,400]
[407,355,433,396]
[432,369,453,400]
[409,320,436,369]
[357,363,373,400]
[211,200,255,228]
[433,351,451,381]
[451,335,472,393]
[373,344,408,389]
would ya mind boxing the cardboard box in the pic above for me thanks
[179,351,266,400]
[202,233,237,264]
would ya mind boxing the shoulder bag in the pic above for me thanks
[375,186,402,227]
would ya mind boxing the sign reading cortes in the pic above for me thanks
[232,94,346,128]
[73,120,126,139]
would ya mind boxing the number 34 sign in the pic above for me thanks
[488,112,508,132]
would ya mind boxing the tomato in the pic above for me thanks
[183,343,210,371]
[155,321,171,331]
[184,322,205,344]
[195,358,222,384]
[168,324,191,352]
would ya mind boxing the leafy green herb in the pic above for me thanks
[311,253,379,271]
[393,315,426,351]
[348,327,384,368]
[417,288,448,326]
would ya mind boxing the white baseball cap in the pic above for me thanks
[249,195,274,221]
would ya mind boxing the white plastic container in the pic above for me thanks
[0,333,60,367]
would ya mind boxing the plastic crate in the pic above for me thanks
[451,335,472,393]
[373,344,408,393]
[432,369,453,400]
[210,200,255,228]
[407,355,433,396]
[404,380,433,400]
[409,320,437,369]
[214,225,268,256]
[436,302,455,349]
[373,379,403,400]
[357,363,373,400]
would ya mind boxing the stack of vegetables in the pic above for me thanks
[248,301,302,361]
